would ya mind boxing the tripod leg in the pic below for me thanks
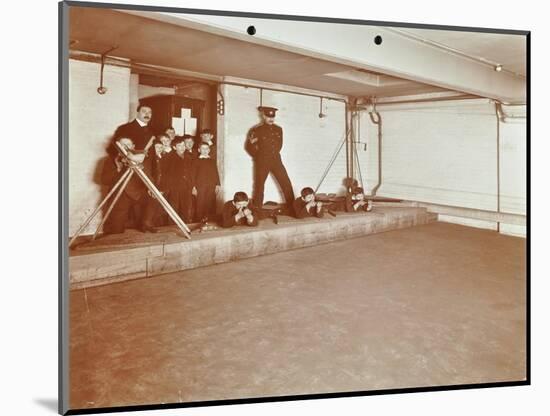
[133,167,191,238]
[112,142,191,238]
[69,168,132,248]
[92,169,135,240]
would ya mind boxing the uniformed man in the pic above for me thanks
[245,106,295,214]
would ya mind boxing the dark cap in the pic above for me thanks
[172,135,185,144]
[233,191,249,202]
[200,128,213,135]
[300,187,315,198]
[258,106,278,117]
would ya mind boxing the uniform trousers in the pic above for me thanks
[253,157,295,210]
[104,191,156,234]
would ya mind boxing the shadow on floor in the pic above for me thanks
[34,398,58,414]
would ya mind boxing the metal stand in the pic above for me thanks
[69,143,191,248]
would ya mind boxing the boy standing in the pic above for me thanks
[165,136,196,224]
[159,130,173,155]
[192,143,221,222]
[183,134,197,159]
[165,126,176,143]
[147,135,175,226]
[198,128,217,159]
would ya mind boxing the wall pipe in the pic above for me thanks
[367,102,383,196]
[373,95,526,110]
[220,81,348,105]
[369,94,481,107]
[495,102,502,232]
[495,101,526,121]
[344,102,353,178]
[349,106,356,181]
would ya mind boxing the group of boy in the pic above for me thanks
[103,103,221,234]
[149,127,220,229]
[103,103,373,235]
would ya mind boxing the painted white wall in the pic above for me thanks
[68,63,526,237]
[219,84,347,204]
[500,117,527,215]
[360,99,526,234]
[68,59,131,236]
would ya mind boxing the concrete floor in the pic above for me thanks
[69,222,526,410]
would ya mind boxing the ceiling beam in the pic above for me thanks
[121,11,526,104]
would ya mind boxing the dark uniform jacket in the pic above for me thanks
[108,119,153,157]
[293,197,324,219]
[151,153,172,193]
[193,157,220,190]
[221,201,260,228]
[245,123,283,163]
[103,119,154,200]
[165,151,196,191]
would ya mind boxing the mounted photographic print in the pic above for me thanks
[59,1,529,414]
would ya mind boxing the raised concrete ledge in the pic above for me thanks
[69,207,436,290]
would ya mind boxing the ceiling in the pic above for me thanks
[69,7,526,99]
[396,28,527,77]
[69,7,450,98]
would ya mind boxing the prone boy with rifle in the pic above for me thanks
[293,187,326,219]
[221,191,259,228]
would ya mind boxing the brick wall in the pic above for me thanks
[68,64,526,237]
[360,99,526,234]
[68,59,131,236]
[219,84,347,204]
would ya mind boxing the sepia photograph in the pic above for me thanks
[60,1,528,413]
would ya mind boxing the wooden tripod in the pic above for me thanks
[69,142,191,248]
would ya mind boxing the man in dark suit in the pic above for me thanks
[103,103,157,234]
[245,106,295,215]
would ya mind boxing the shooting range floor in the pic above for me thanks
[69,221,527,411]
[69,206,436,289]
